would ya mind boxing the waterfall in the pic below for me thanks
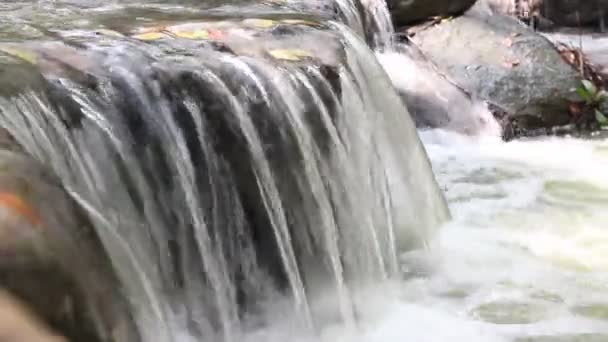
[0,5,445,342]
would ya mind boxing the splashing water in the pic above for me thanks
[376,47,502,137]
[0,6,446,341]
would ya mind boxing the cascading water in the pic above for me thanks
[0,3,447,341]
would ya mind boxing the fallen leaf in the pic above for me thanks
[244,19,277,29]
[0,47,37,64]
[268,49,312,61]
[172,29,210,40]
[502,37,513,47]
[280,19,320,26]
[132,31,165,41]
[0,192,41,227]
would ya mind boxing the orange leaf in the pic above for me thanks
[0,192,41,227]
[208,29,225,40]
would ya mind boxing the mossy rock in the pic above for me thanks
[471,301,548,324]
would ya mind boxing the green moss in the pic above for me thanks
[572,303,608,321]
[471,301,547,324]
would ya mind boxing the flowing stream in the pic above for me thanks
[248,56,608,342]
[1,1,607,342]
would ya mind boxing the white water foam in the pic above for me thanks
[236,130,608,342]
[376,50,502,137]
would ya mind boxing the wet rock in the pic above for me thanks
[0,150,141,342]
[516,334,608,342]
[471,301,548,324]
[571,303,608,320]
[125,18,345,67]
[379,45,501,136]
[387,0,477,27]
[0,16,347,321]
[0,288,66,342]
[409,12,582,130]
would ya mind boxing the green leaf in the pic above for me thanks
[582,80,598,96]
[576,85,592,103]
[595,109,608,125]
[597,89,608,99]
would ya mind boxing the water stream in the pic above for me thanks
[258,130,608,342]
[0,1,607,342]
[0,1,446,341]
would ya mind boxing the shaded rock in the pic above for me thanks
[387,0,477,27]
[409,12,582,129]
[471,0,546,28]
[0,149,141,342]
[474,0,608,30]
[540,0,608,29]
[0,288,66,342]
[378,44,501,136]
[543,32,608,78]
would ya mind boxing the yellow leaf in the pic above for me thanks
[132,31,165,41]
[0,47,37,64]
[244,19,277,28]
[268,49,312,61]
[280,19,320,26]
[172,30,210,40]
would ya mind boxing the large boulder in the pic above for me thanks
[387,0,477,27]
[409,11,582,129]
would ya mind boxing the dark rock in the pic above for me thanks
[0,288,66,342]
[409,12,582,129]
[0,150,141,342]
[387,0,477,27]
[474,0,608,30]
[540,0,608,29]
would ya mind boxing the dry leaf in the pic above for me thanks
[244,19,277,29]
[0,192,41,227]
[172,30,210,40]
[268,49,312,61]
[132,31,165,41]
[0,47,38,64]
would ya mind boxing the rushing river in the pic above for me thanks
[3,1,608,342]
[238,131,608,342]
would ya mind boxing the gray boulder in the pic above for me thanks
[387,0,477,27]
[409,11,582,128]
